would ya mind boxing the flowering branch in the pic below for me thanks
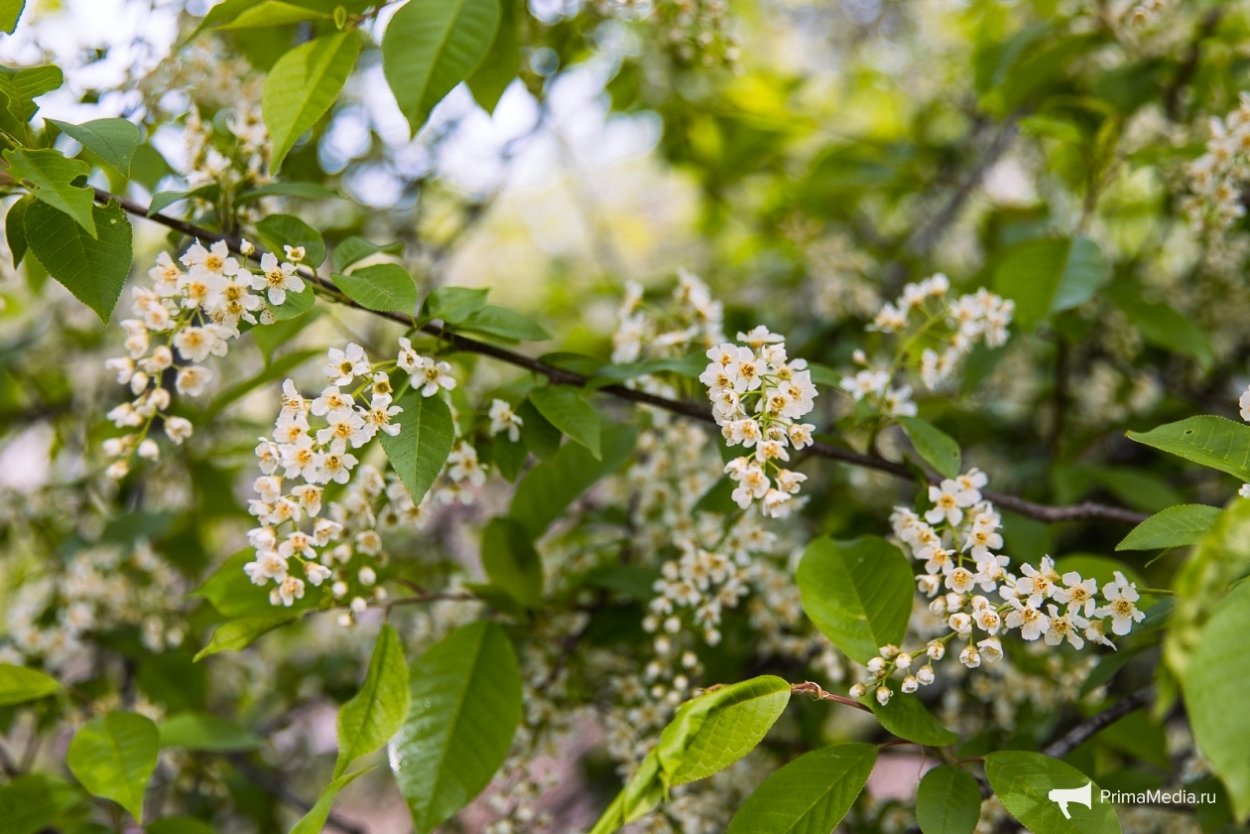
[90,188,1148,526]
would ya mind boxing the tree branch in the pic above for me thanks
[1043,686,1155,759]
[91,188,1148,526]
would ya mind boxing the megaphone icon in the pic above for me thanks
[1047,781,1092,819]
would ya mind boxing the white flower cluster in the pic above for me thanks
[103,240,305,478]
[1183,94,1250,238]
[861,274,1014,393]
[849,469,1146,705]
[184,104,271,191]
[612,269,724,364]
[700,326,817,518]
[2,541,186,678]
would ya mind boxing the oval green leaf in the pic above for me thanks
[726,742,877,834]
[67,711,159,823]
[916,764,981,834]
[984,751,1120,834]
[335,624,409,777]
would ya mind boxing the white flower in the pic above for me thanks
[397,337,421,373]
[489,399,524,441]
[255,252,305,305]
[175,366,213,397]
[324,343,370,386]
[1053,572,1098,617]
[925,479,965,526]
[1240,386,1250,422]
[1005,597,1049,641]
[1095,572,1145,636]
[412,356,456,397]
[165,416,193,444]
[364,396,403,438]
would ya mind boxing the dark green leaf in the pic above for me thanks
[993,236,1108,330]
[1127,416,1250,482]
[509,424,636,537]
[381,0,502,135]
[916,764,981,834]
[529,385,601,459]
[390,621,521,834]
[458,303,550,341]
[466,0,517,113]
[984,751,1120,834]
[333,263,417,314]
[5,194,29,267]
[256,212,326,266]
[797,536,914,664]
[866,694,957,747]
[25,198,132,321]
[898,416,962,478]
[332,235,404,271]
[726,742,876,834]
[380,391,455,506]
[480,517,543,607]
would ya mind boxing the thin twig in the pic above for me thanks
[89,188,1148,526]
[1043,686,1155,759]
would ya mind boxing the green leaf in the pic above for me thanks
[1109,284,1213,369]
[916,764,982,834]
[252,308,324,362]
[194,613,298,660]
[3,148,96,235]
[898,416,962,478]
[289,768,372,834]
[0,64,62,121]
[0,773,81,834]
[1,0,24,33]
[984,751,1120,834]
[529,385,601,459]
[480,517,543,606]
[389,621,522,834]
[459,303,550,341]
[0,663,61,706]
[993,236,1108,330]
[197,0,335,33]
[1183,579,1250,821]
[466,0,517,113]
[195,548,321,618]
[263,31,361,171]
[25,198,132,321]
[256,212,326,266]
[157,713,261,751]
[425,285,488,323]
[381,0,502,135]
[266,281,316,321]
[656,675,791,786]
[726,742,876,834]
[1116,504,1223,551]
[332,263,417,314]
[332,236,404,271]
[335,624,409,777]
[509,424,636,537]
[380,391,455,506]
[147,817,218,834]
[866,693,957,746]
[48,117,142,176]
[66,711,159,823]
[147,184,219,216]
[1127,415,1250,482]
[5,194,29,267]
[797,536,914,664]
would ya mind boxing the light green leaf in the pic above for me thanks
[509,424,636,537]
[380,390,455,506]
[0,64,62,121]
[289,767,372,834]
[333,263,417,314]
[866,693,957,746]
[197,0,335,33]
[529,385,601,459]
[657,675,791,786]
[1,0,24,34]
[195,548,321,618]
[916,764,981,834]
[898,416,962,478]
[1127,416,1250,483]
[381,0,501,135]
[993,236,1108,330]
[147,184,218,216]
[389,621,521,834]
[66,711,159,823]
[425,285,488,323]
[1116,504,1223,551]
[480,517,543,607]
[194,613,298,660]
[332,236,404,271]
[24,198,132,321]
[1166,499,1250,679]
[256,212,326,266]
[263,31,361,171]
[335,624,409,777]
[466,0,517,113]
[459,303,550,341]
[797,536,914,664]
[984,751,1120,834]
[4,148,95,235]
[157,713,261,751]
[1183,580,1250,821]
[48,117,142,176]
[726,742,876,834]
[0,663,61,706]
